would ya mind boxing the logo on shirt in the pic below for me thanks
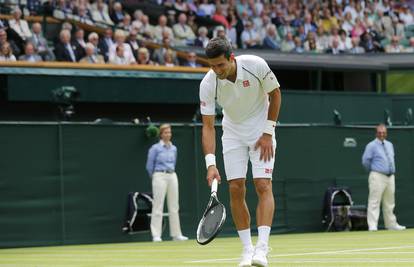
[265,168,273,174]
[200,101,206,107]
[243,80,250,87]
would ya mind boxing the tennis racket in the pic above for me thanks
[196,178,226,245]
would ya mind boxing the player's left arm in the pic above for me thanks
[255,88,281,162]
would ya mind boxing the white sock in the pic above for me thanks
[257,226,271,246]
[237,228,253,250]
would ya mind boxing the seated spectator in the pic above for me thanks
[373,10,392,39]
[18,42,42,62]
[72,28,86,59]
[110,2,126,25]
[342,12,354,34]
[387,16,405,40]
[280,32,295,52]
[75,5,93,25]
[163,50,175,67]
[152,33,178,65]
[80,42,105,64]
[28,22,55,61]
[90,0,114,26]
[326,39,345,54]
[339,29,352,51]
[349,37,365,54]
[405,37,414,53]
[140,15,155,41]
[194,26,209,48]
[127,30,140,59]
[131,10,144,31]
[240,20,261,49]
[154,15,174,44]
[303,13,317,35]
[8,7,32,41]
[173,13,196,46]
[54,0,73,17]
[212,4,230,29]
[109,44,135,65]
[385,35,404,53]
[174,0,188,13]
[262,24,281,50]
[54,29,82,62]
[98,28,114,62]
[291,36,304,53]
[321,8,339,33]
[315,27,330,52]
[351,17,366,38]
[198,0,215,17]
[399,5,413,26]
[137,47,155,65]
[108,30,136,64]
[88,32,104,59]
[360,31,383,53]
[183,52,201,68]
[0,29,21,56]
[118,14,133,32]
[304,32,322,52]
[0,42,17,61]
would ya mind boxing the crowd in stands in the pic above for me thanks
[0,0,414,66]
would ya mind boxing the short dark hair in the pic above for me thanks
[205,37,232,59]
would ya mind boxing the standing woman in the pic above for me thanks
[146,124,188,242]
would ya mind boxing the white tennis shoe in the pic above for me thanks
[238,246,254,267]
[252,243,269,267]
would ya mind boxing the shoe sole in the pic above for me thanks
[252,260,267,267]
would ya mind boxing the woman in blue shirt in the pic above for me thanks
[146,124,188,242]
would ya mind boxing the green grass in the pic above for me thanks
[0,229,413,267]
[387,71,414,94]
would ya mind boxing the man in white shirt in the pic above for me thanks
[199,37,281,267]
[8,7,32,41]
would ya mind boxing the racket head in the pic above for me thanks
[196,195,226,245]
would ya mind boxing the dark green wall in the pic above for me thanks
[0,123,413,248]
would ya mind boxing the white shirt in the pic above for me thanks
[199,55,279,139]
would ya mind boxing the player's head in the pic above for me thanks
[205,37,235,80]
[376,123,387,141]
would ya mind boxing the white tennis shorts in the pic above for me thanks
[222,136,277,180]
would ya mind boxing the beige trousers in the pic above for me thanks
[367,171,398,229]
[150,172,183,238]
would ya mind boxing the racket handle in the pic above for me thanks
[211,178,218,193]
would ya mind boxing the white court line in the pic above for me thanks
[185,245,414,263]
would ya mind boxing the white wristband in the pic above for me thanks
[205,154,216,169]
[263,120,276,136]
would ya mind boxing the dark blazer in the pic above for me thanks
[54,42,82,62]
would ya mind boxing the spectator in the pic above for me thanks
[18,42,42,62]
[362,124,406,232]
[152,33,177,65]
[342,12,355,34]
[127,30,140,59]
[194,26,209,48]
[360,31,382,53]
[373,10,392,38]
[118,14,132,32]
[154,15,174,43]
[131,10,144,31]
[0,29,21,56]
[198,0,215,17]
[8,7,32,41]
[291,36,304,53]
[326,39,344,54]
[212,4,230,29]
[399,5,413,26]
[303,13,317,35]
[140,15,155,41]
[76,5,93,25]
[109,44,135,65]
[146,124,188,242]
[349,37,365,54]
[72,28,86,59]
[280,32,295,52]
[339,29,352,51]
[0,42,17,61]
[98,28,114,62]
[262,24,281,50]
[54,29,82,62]
[108,30,135,64]
[173,13,196,46]
[405,37,414,53]
[87,32,104,58]
[315,27,330,52]
[28,22,55,61]
[304,32,322,52]
[90,0,114,26]
[136,47,155,65]
[385,36,404,53]
[80,42,105,64]
[163,50,175,67]
[110,2,126,25]
[387,16,405,40]
[321,8,339,33]
[240,20,261,49]
[183,52,201,68]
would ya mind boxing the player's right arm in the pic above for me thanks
[202,115,221,186]
[199,72,221,186]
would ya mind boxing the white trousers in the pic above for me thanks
[150,172,183,238]
[367,171,398,229]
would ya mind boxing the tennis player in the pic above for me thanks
[199,37,281,267]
